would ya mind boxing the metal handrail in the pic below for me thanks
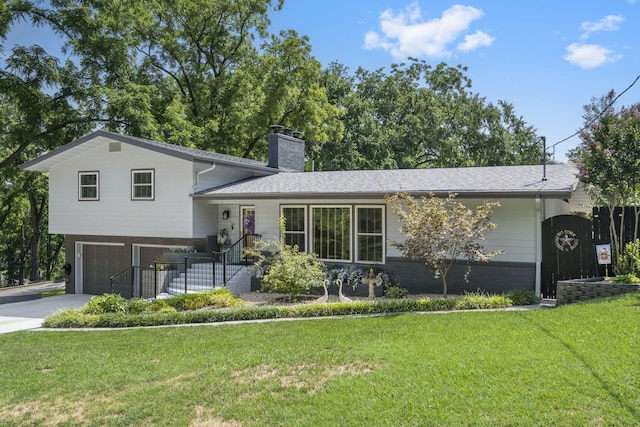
[213,233,260,285]
[110,265,155,299]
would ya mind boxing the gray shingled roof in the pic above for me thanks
[194,164,580,199]
[20,130,274,173]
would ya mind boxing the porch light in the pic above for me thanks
[222,210,230,220]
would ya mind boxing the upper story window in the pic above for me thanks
[132,169,154,200]
[78,171,99,201]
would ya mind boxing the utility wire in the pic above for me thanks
[551,73,640,149]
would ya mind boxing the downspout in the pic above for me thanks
[193,163,216,193]
[535,195,542,297]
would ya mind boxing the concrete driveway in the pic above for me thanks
[0,283,92,334]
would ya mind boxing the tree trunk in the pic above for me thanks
[18,225,27,286]
[441,275,448,297]
[28,189,46,282]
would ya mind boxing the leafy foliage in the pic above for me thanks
[568,92,640,261]
[506,289,541,306]
[82,293,128,315]
[610,274,640,284]
[317,60,542,170]
[384,285,408,299]
[43,292,518,328]
[79,289,244,315]
[615,239,640,277]
[247,218,326,298]
[388,192,502,296]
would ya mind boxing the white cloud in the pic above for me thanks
[457,31,495,52]
[564,43,622,69]
[363,3,492,59]
[580,15,624,39]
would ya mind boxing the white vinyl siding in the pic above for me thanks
[49,142,194,238]
[256,197,558,265]
[132,169,154,200]
[78,171,99,201]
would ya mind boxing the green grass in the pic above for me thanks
[40,289,66,298]
[0,294,638,426]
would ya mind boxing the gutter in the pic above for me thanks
[192,163,216,193]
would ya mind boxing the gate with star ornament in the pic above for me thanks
[541,215,596,298]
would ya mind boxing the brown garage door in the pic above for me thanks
[83,244,127,295]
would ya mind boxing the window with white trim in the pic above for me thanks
[312,206,352,262]
[132,169,154,200]
[356,206,385,263]
[78,171,99,201]
[282,206,306,251]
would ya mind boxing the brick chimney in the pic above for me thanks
[267,126,305,171]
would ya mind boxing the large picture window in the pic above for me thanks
[282,206,306,251]
[78,171,99,201]
[312,206,351,262]
[132,169,154,200]
[356,207,385,263]
[282,204,385,264]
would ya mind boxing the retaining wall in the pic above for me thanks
[556,278,639,306]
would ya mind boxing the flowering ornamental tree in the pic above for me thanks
[387,192,502,296]
[568,92,640,263]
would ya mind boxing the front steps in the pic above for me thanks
[161,262,251,297]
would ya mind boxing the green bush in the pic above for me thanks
[616,239,640,276]
[82,293,128,314]
[507,289,541,305]
[610,274,640,284]
[384,285,408,299]
[45,292,525,329]
[152,289,244,311]
[127,298,152,314]
[455,291,512,310]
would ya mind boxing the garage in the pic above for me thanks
[81,244,127,295]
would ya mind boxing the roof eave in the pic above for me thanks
[20,130,277,174]
[192,189,576,200]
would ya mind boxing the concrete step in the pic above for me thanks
[164,265,251,296]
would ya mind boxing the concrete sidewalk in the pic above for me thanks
[0,294,93,334]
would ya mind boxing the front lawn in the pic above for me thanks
[0,294,638,426]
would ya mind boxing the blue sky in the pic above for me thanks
[269,0,640,162]
[4,1,639,163]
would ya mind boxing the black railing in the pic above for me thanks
[110,266,156,299]
[109,235,261,298]
[214,233,260,285]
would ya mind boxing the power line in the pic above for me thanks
[551,73,640,149]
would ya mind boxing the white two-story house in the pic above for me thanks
[21,129,590,296]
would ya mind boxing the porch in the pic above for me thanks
[110,235,259,299]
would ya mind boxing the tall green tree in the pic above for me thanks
[1,1,100,283]
[568,91,640,264]
[317,60,542,171]
[52,0,342,159]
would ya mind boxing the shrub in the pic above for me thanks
[127,298,152,314]
[82,294,128,315]
[153,289,245,311]
[45,292,522,329]
[247,217,326,298]
[507,289,541,306]
[616,239,640,276]
[384,285,408,299]
[455,291,512,310]
[610,274,640,284]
